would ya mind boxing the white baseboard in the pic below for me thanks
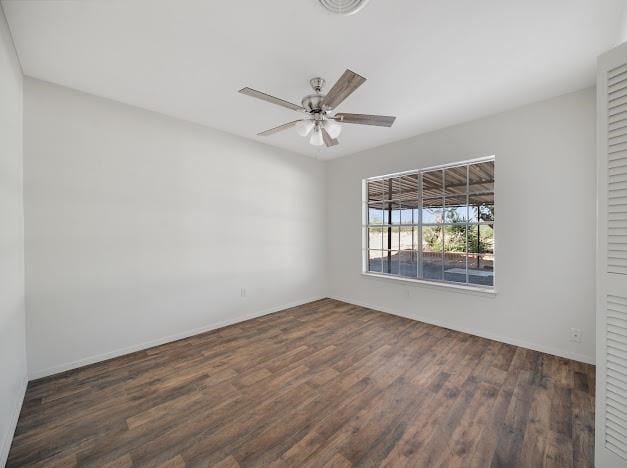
[0,374,27,467]
[29,296,324,380]
[330,295,595,365]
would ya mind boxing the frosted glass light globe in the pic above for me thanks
[309,127,324,146]
[324,120,342,139]
[295,119,314,137]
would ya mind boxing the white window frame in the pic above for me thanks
[361,155,496,294]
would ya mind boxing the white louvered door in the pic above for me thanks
[597,41,627,468]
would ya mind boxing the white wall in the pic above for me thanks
[326,88,596,364]
[20,76,597,379]
[0,6,26,466]
[23,78,326,378]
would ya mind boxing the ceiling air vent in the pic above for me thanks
[318,0,370,15]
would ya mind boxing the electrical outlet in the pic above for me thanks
[240,288,246,298]
[570,328,582,343]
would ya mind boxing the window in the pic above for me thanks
[363,157,495,289]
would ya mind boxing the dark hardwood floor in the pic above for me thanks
[7,298,595,467]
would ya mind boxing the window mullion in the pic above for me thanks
[441,170,445,280]
[465,164,469,285]
[418,171,423,279]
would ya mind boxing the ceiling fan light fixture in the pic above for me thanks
[295,119,315,136]
[324,120,342,139]
[309,127,325,146]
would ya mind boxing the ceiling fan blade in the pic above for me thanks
[239,87,304,112]
[334,113,396,127]
[321,127,339,147]
[257,120,302,136]
[321,69,366,110]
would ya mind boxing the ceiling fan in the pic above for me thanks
[238,69,396,148]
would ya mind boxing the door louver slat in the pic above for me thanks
[609,118,627,132]
[608,399,627,418]
[608,394,627,414]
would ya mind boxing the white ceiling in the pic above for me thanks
[2,0,626,159]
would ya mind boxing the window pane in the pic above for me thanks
[381,251,400,275]
[444,195,468,223]
[422,197,443,224]
[443,225,467,283]
[400,201,418,224]
[368,250,384,273]
[381,201,401,224]
[445,165,467,194]
[389,201,402,225]
[388,177,402,200]
[368,227,384,250]
[368,179,387,202]
[391,251,400,274]
[422,225,443,280]
[399,226,416,250]
[422,170,443,197]
[468,193,495,223]
[381,226,400,250]
[400,250,418,278]
[391,227,400,250]
[398,174,418,201]
[469,161,494,193]
[468,224,494,286]
[368,203,384,224]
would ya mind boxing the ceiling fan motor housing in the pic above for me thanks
[302,93,325,113]
[301,77,326,113]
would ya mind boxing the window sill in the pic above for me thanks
[361,272,498,296]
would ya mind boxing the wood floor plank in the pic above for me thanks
[6,298,595,467]
[572,387,595,468]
